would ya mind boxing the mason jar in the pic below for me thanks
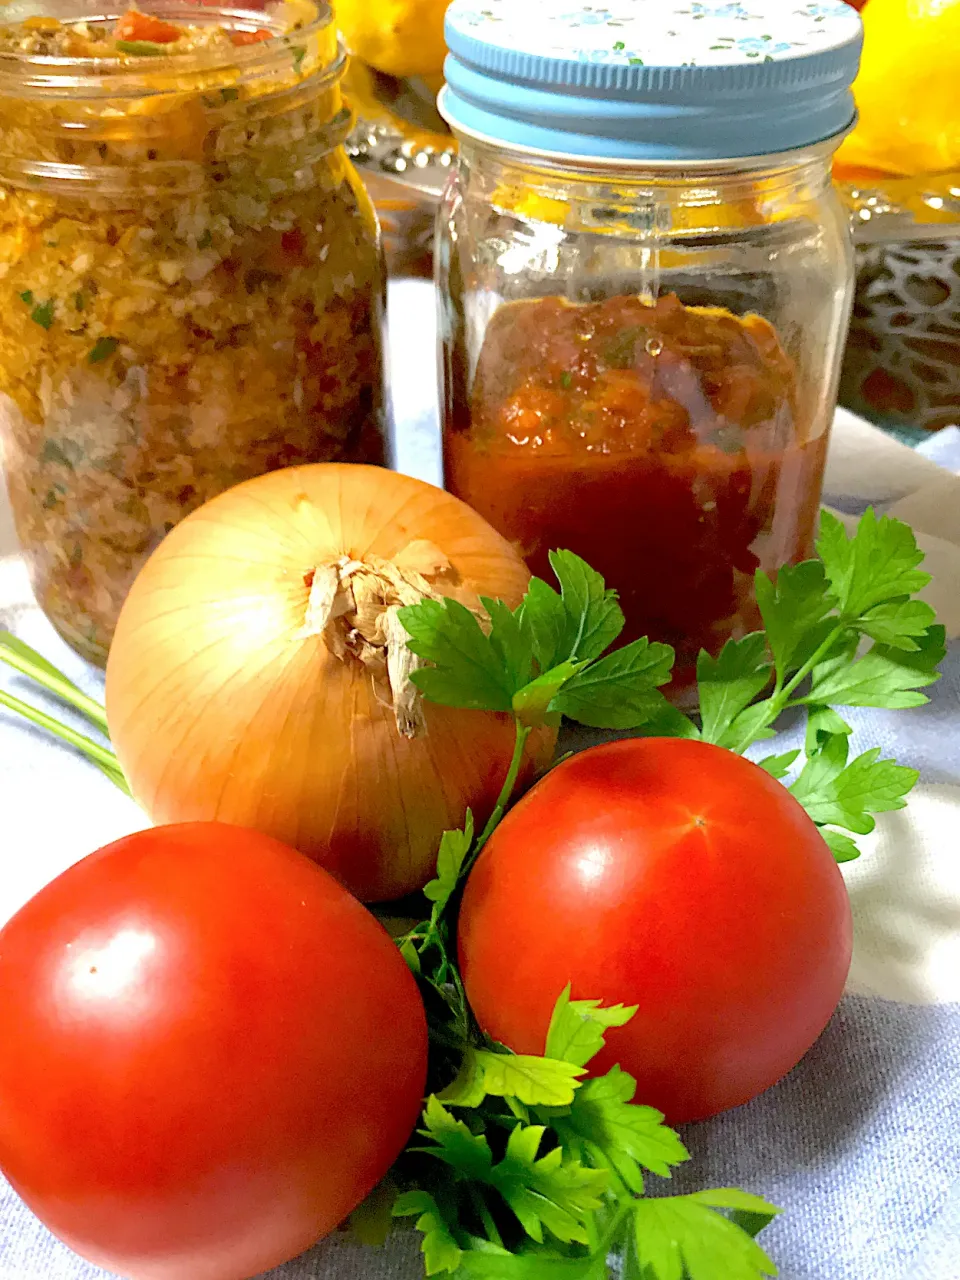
[437,0,862,699]
[0,2,386,664]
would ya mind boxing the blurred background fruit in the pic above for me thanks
[337,0,448,79]
[337,0,959,438]
[835,0,960,178]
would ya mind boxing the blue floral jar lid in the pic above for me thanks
[440,0,864,162]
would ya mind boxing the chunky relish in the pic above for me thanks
[445,293,826,696]
[0,3,385,664]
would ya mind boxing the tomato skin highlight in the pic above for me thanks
[0,824,428,1280]
[459,738,853,1124]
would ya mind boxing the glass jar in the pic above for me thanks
[0,2,386,665]
[437,0,862,699]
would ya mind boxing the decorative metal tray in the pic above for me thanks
[344,62,960,275]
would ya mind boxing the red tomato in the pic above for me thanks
[459,739,852,1124]
[0,824,427,1280]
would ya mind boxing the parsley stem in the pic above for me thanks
[428,721,531,937]
[475,721,532,854]
[730,622,849,755]
[777,623,849,706]
[0,641,109,735]
[0,688,131,795]
[468,1186,503,1248]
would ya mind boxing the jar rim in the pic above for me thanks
[440,89,852,178]
[0,3,337,98]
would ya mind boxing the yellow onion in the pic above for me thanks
[106,465,555,902]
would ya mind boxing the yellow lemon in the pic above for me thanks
[836,0,960,176]
[336,0,449,79]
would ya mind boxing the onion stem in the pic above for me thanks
[0,687,130,796]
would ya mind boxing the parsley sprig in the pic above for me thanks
[383,989,780,1280]
[380,508,941,1277]
[398,508,941,888]
[0,508,945,1278]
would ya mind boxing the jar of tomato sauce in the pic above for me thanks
[437,0,862,699]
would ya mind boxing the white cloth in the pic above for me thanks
[1,280,959,1279]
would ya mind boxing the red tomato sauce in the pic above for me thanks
[444,293,827,696]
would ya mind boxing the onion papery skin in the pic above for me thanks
[106,465,555,903]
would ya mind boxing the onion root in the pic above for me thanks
[296,543,460,740]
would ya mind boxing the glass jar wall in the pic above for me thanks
[437,142,854,696]
[0,3,386,664]
[436,0,862,702]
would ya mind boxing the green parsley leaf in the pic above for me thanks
[631,1190,779,1280]
[403,598,516,712]
[554,1065,689,1194]
[756,750,800,781]
[512,661,583,726]
[519,577,573,677]
[524,551,624,668]
[422,815,474,912]
[790,739,919,837]
[804,705,852,755]
[818,507,930,618]
[456,1242,608,1279]
[484,597,537,694]
[88,336,119,364]
[417,1099,607,1246]
[19,289,33,305]
[806,626,945,709]
[634,699,702,740]
[690,1188,782,1235]
[440,1047,586,1109]
[819,827,862,863]
[292,43,306,71]
[697,634,771,747]
[393,1190,463,1276]
[551,638,675,730]
[545,985,638,1068]
[858,598,938,651]
[400,936,421,973]
[754,560,835,676]
[30,299,55,330]
[402,553,676,732]
[714,700,779,754]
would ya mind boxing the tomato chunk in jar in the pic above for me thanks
[444,293,826,696]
